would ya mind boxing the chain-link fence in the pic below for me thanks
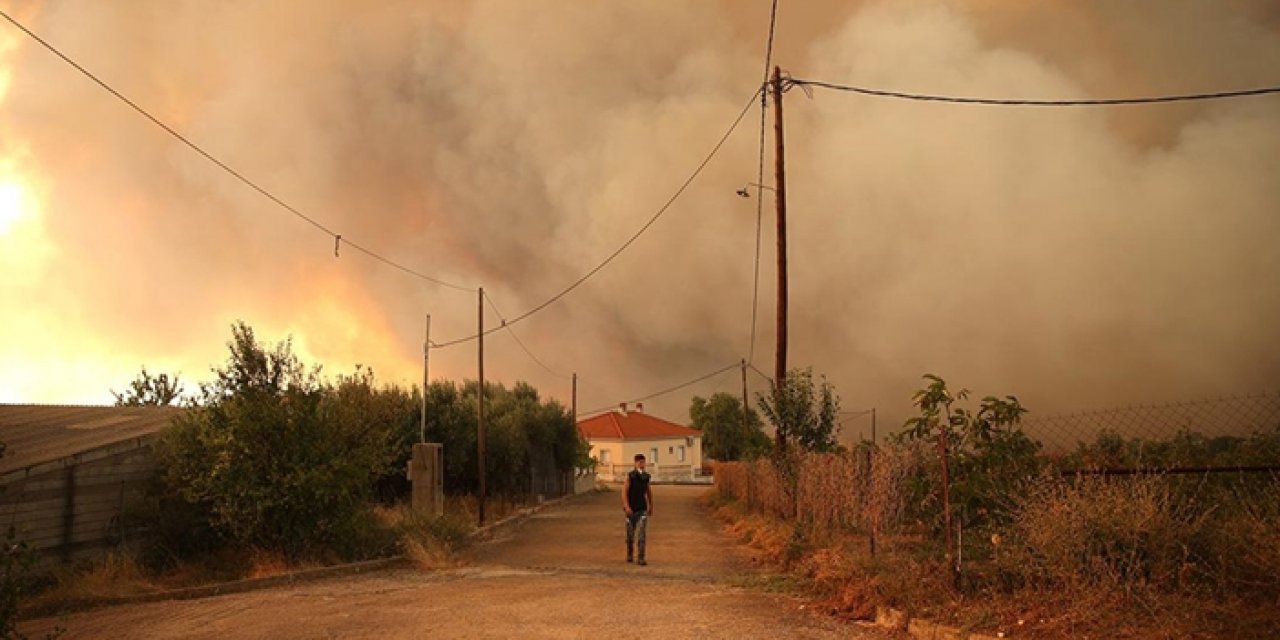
[1019,392,1280,471]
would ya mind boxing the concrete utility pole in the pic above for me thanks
[477,288,487,527]
[772,64,789,452]
[420,314,430,444]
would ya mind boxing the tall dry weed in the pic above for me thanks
[716,445,919,539]
[1004,475,1209,593]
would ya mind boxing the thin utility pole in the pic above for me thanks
[477,288,487,527]
[939,420,956,586]
[741,359,750,460]
[771,64,789,452]
[420,314,431,443]
[571,373,578,425]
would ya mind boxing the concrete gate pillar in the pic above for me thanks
[408,443,444,516]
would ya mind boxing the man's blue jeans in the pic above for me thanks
[625,510,648,559]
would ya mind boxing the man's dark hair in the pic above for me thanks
[634,453,646,461]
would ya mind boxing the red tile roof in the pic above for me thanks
[577,410,701,440]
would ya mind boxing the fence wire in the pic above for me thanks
[1019,392,1280,455]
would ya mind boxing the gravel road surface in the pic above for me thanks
[21,485,884,639]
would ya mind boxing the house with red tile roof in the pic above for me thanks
[577,402,704,482]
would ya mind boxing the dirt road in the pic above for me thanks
[21,485,883,639]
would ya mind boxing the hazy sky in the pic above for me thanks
[2,1,1278,437]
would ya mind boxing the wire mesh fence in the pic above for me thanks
[1019,392,1280,471]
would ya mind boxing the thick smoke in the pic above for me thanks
[1,1,1277,438]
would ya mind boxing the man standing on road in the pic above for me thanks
[623,453,654,566]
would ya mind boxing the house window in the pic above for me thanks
[650,447,659,464]
[600,449,611,464]
[677,446,686,462]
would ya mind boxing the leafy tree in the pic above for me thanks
[412,379,586,497]
[153,322,396,559]
[756,367,842,453]
[899,374,1038,533]
[112,367,184,406]
[689,392,769,461]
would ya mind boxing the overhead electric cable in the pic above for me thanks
[579,362,740,416]
[748,0,780,364]
[433,89,761,348]
[787,77,1280,106]
[0,9,473,292]
[483,290,570,379]
[747,362,774,385]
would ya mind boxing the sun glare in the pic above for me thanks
[0,181,26,235]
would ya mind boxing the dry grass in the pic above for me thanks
[375,504,473,571]
[26,551,160,609]
[444,494,534,524]
[714,446,920,536]
[243,548,322,580]
[714,454,1280,639]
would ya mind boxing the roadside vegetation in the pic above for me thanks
[17,321,588,615]
[712,371,1280,639]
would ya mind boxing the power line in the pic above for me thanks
[0,9,474,293]
[748,0,780,364]
[787,77,1280,106]
[747,362,773,385]
[580,362,740,416]
[482,290,570,380]
[433,89,761,348]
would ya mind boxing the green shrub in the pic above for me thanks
[153,322,398,560]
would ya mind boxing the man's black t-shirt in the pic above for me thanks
[626,469,651,512]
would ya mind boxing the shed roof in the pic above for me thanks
[577,410,701,441]
[0,404,183,475]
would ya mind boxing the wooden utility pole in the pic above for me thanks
[420,314,431,443]
[571,373,578,425]
[939,422,956,586]
[771,65,789,452]
[740,359,750,460]
[477,288,487,527]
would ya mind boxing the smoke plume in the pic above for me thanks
[1,1,1277,438]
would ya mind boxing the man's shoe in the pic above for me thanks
[637,558,647,566]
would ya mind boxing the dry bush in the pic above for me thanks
[1199,480,1280,602]
[378,504,472,571]
[1004,475,1209,593]
[717,447,1279,638]
[716,445,919,539]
